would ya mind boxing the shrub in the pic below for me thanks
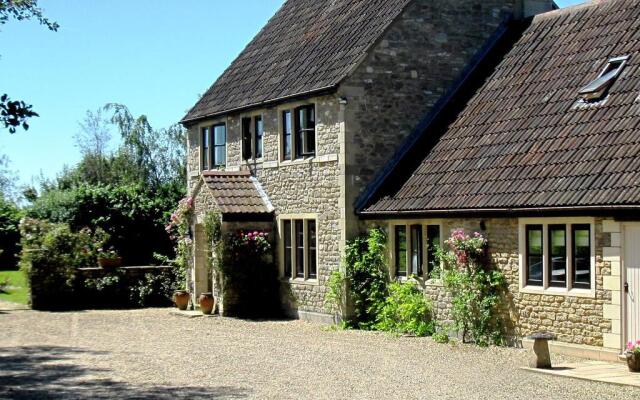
[432,331,450,344]
[439,229,506,346]
[375,281,434,336]
[25,183,181,266]
[324,269,346,319]
[342,228,389,330]
[19,218,98,309]
[0,198,22,269]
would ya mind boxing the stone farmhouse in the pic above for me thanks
[182,0,640,360]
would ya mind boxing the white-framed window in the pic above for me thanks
[279,215,318,281]
[388,221,442,279]
[519,218,595,297]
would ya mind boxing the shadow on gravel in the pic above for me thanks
[0,346,251,399]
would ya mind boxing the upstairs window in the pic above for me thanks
[579,55,628,101]
[201,127,210,171]
[295,105,315,159]
[242,115,263,160]
[242,118,252,160]
[282,111,292,161]
[282,104,315,160]
[255,116,263,159]
[212,124,226,167]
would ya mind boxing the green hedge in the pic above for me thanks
[25,184,181,266]
[0,198,22,269]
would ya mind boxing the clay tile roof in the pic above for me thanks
[182,0,413,124]
[361,0,640,215]
[203,171,273,215]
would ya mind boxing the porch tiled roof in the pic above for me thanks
[361,0,640,215]
[203,171,273,215]
[182,0,412,123]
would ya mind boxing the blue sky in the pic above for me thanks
[1,0,587,187]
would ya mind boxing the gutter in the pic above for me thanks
[359,204,640,219]
[353,14,521,213]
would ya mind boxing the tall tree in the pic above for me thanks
[1,0,58,134]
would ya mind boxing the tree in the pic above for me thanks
[0,154,17,200]
[1,0,58,134]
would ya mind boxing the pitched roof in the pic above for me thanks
[203,171,273,215]
[182,0,412,124]
[361,0,640,215]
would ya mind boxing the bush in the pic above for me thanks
[375,281,434,336]
[439,229,507,346]
[0,198,22,269]
[26,183,181,265]
[20,218,97,309]
[432,330,450,344]
[342,228,389,330]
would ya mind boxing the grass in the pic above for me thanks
[0,269,28,305]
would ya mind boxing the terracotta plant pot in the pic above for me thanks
[199,292,215,315]
[174,290,191,311]
[98,257,122,268]
[627,352,640,372]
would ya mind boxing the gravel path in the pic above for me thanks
[0,308,634,399]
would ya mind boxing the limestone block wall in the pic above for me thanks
[365,216,617,348]
[185,95,343,316]
[340,0,519,237]
[430,218,612,347]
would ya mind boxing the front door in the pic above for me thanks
[625,225,640,344]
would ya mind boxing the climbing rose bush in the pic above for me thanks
[227,230,271,255]
[439,228,506,346]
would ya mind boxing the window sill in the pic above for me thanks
[279,157,315,167]
[280,277,319,286]
[519,285,596,299]
[243,158,264,164]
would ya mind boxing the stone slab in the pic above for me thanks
[522,361,640,388]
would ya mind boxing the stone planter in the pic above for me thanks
[98,257,122,269]
[199,292,215,315]
[174,290,191,311]
[626,352,640,372]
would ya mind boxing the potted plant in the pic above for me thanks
[626,340,640,372]
[198,292,215,315]
[97,247,122,268]
[174,289,191,311]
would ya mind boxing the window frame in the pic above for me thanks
[388,220,443,281]
[525,224,544,287]
[241,114,264,161]
[579,55,629,101]
[278,215,318,282]
[201,126,210,171]
[211,123,226,167]
[518,218,595,298]
[281,104,316,161]
[548,224,567,288]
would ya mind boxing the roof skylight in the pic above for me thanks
[579,55,629,101]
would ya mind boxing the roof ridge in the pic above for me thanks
[532,0,617,21]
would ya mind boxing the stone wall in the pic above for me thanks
[369,217,617,348]
[339,0,519,237]
[186,95,342,316]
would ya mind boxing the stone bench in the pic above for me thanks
[528,332,555,369]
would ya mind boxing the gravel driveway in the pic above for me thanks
[0,308,635,399]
